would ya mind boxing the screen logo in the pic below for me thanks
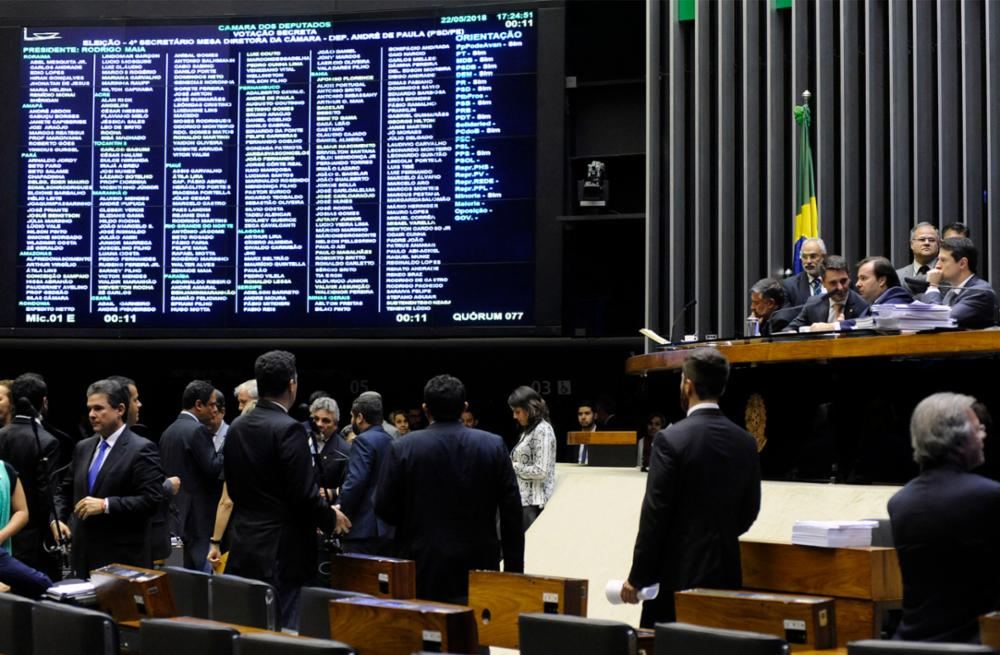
[23,29,61,42]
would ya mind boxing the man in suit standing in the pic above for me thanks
[785,255,869,332]
[896,222,940,294]
[782,237,827,306]
[919,237,997,329]
[339,391,395,556]
[224,350,350,629]
[621,348,761,627]
[0,373,62,580]
[376,374,524,604]
[52,379,164,578]
[888,392,1000,642]
[159,380,223,571]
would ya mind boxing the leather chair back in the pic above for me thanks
[139,618,238,655]
[0,592,36,655]
[655,622,788,655]
[298,586,372,640]
[161,565,212,618]
[236,632,355,654]
[209,573,278,630]
[519,613,637,655]
[31,601,118,655]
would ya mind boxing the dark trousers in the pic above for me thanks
[522,505,542,531]
[341,537,393,557]
[0,550,53,599]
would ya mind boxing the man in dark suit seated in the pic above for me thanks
[159,380,223,572]
[52,379,165,578]
[918,237,997,329]
[819,256,914,331]
[785,255,869,332]
[621,348,762,627]
[888,392,1000,643]
[338,391,394,556]
[224,350,350,629]
[749,277,796,336]
[896,222,940,295]
[376,374,524,605]
[782,237,827,306]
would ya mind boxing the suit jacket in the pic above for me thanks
[918,274,997,329]
[896,260,937,295]
[223,401,335,587]
[375,421,524,604]
[888,465,1000,642]
[338,425,394,542]
[0,417,60,572]
[762,305,800,336]
[54,427,164,578]
[628,408,761,627]
[785,290,869,331]
[313,433,351,499]
[782,271,820,307]
[159,412,223,564]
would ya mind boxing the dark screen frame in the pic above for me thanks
[0,1,564,338]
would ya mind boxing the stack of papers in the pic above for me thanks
[870,301,955,331]
[44,581,97,603]
[791,520,880,547]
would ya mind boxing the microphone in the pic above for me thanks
[669,299,698,344]
[15,397,35,419]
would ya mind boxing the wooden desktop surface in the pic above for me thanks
[626,330,1000,374]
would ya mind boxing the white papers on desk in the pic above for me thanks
[791,520,879,548]
[870,301,955,331]
[44,581,96,601]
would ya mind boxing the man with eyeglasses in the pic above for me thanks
[782,237,828,307]
[159,379,224,571]
[896,222,940,294]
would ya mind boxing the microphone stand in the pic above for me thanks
[20,400,72,579]
[307,422,343,572]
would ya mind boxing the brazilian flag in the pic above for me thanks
[792,100,818,274]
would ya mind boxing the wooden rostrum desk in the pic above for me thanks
[626,330,1000,483]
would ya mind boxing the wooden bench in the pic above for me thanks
[675,588,837,651]
[329,553,416,599]
[467,570,587,648]
[740,540,902,645]
[328,596,478,655]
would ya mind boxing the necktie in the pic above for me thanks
[88,440,109,493]
[917,265,930,276]
[811,277,822,296]
[828,302,844,322]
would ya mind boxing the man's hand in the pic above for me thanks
[167,476,181,495]
[207,543,223,570]
[620,580,640,604]
[926,268,944,287]
[50,520,71,541]
[333,506,352,535]
[74,496,106,519]
[808,322,837,332]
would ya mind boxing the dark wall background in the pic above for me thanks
[0,0,653,457]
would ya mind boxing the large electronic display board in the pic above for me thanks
[17,9,542,332]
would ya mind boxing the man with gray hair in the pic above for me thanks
[896,222,940,294]
[307,396,350,502]
[338,391,395,555]
[233,379,258,413]
[782,237,827,306]
[888,392,1000,643]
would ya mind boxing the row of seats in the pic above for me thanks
[518,615,997,655]
[0,595,352,655]
[164,566,370,639]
